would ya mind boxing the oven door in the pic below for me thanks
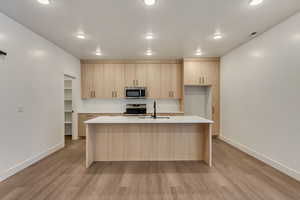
[126,89,141,98]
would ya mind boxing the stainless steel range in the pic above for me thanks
[124,104,147,115]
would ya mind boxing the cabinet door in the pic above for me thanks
[95,64,105,98]
[114,64,125,98]
[212,85,220,136]
[136,64,147,87]
[161,64,182,99]
[81,64,96,99]
[147,64,161,98]
[78,114,88,137]
[160,64,172,98]
[184,61,201,85]
[103,64,117,98]
[211,63,220,136]
[200,61,218,85]
[171,64,183,99]
[124,64,136,87]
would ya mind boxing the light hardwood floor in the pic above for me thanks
[0,138,300,200]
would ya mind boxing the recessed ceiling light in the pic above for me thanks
[213,32,223,40]
[76,33,86,39]
[249,0,263,6]
[145,33,154,40]
[195,49,203,56]
[37,0,51,5]
[95,51,102,56]
[145,49,153,56]
[144,0,156,6]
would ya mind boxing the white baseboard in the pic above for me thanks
[0,143,64,182]
[219,135,300,182]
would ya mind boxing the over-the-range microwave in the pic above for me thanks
[125,87,146,98]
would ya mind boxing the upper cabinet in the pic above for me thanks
[161,64,182,99]
[81,63,124,99]
[183,58,220,136]
[103,64,125,98]
[81,60,183,100]
[146,64,161,99]
[184,58,219,86]
[81,64,96,99]
[124,64,147,87]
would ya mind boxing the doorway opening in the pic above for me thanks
[64,75,74,143]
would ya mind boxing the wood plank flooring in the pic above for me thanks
[0,138,300,200]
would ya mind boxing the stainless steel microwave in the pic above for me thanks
[125,87,146,98]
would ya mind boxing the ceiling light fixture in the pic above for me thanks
[76,33,86,39]
[145,33,154,40]
[249,0,263,6]
[213,32,223,40]
[195,48,203,56]
[145,49,153,56]
[37,0,51,5]
[144,0,156,6]
[95,51,102,56]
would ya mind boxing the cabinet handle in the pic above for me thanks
[90,91,95,98]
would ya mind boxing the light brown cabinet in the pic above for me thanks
[161,64,182,99]
[146,64,161,98]
[81,64,96,99]
[184,59,218,86]
[124,64,147,87]
[103,64,125,98]
[81,61,183,100]
[183,58,220,136]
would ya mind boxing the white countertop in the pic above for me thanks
[79,112,185,114]
[85,115,213,124]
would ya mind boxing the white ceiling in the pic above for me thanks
[1,0,300,59]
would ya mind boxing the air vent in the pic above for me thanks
[250,32,258,37]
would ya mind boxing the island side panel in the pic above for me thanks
[86,124,95,168]
[89,123,210,164]
[203,123,212,167]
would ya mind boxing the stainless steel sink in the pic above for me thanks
[138,116,170,119]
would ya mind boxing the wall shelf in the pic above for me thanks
[64,79,73,136]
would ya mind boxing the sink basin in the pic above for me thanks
[138,116,171,119]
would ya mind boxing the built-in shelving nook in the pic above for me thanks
[64,79,73,136]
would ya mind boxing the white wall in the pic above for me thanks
[0,13,80,182]
[78,99,181,114]
[184,86,211,118]
[220,12,300,181]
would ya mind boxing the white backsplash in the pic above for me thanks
[79,99,181,113]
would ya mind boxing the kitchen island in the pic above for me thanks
[85,116,213,168]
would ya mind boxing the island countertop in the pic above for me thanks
[85,115,213,124]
